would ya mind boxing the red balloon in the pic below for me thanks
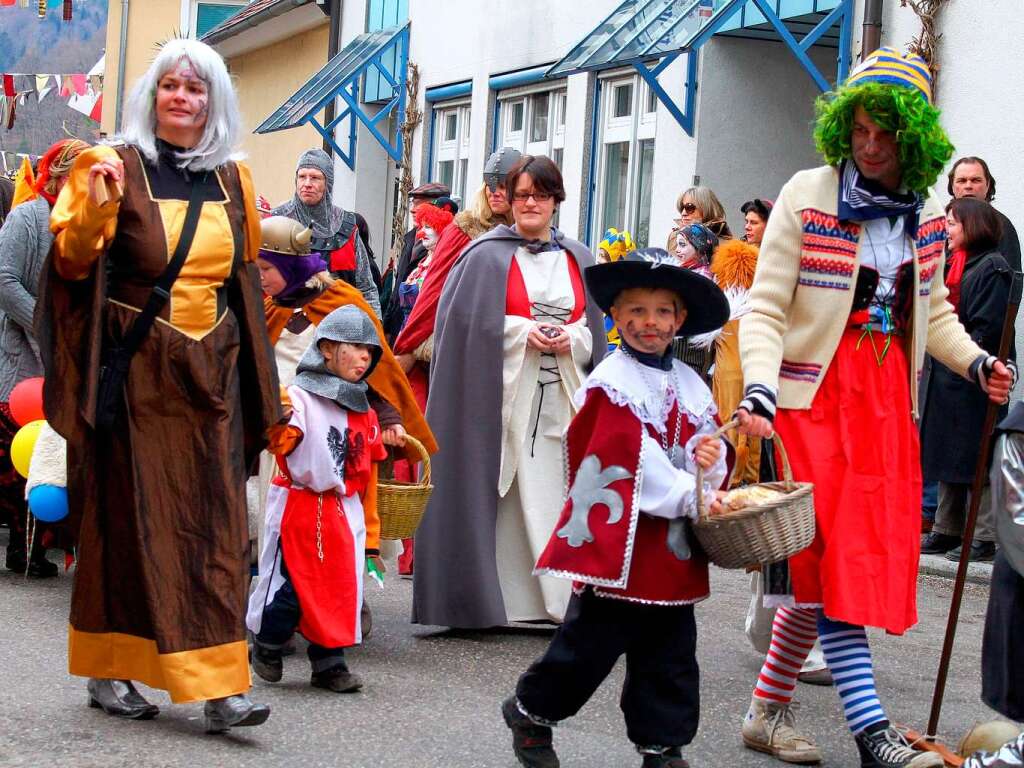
[9,377,44,427]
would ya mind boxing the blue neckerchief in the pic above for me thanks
[621,339,674,371]
[837,160,923,232]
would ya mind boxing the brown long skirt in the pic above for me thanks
[67,304,251,703]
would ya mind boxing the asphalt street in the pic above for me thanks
[0,540,1002,768]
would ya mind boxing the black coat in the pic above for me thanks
[382,228,426,340]
[921,248,1014,483]
[996,208,1021,273]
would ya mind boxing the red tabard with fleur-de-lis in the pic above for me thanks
[535,388,711,606]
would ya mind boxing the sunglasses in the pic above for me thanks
[679,202,699,215]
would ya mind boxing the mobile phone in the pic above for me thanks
[540,326,562,339]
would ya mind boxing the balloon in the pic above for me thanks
[11,419,44,478]
[28,484,68,523]
[9,377,44,427]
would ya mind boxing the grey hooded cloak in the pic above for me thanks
[412,225,606,628]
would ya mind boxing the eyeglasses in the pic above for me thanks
[679,202,699,214]
[512,191,553,203]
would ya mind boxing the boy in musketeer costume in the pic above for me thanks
[247,305,387,693]
[502,247,733,768]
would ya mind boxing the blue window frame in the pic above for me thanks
[364,0,409,104]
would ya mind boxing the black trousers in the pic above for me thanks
[254,553,346,674]
[516,588,700,748]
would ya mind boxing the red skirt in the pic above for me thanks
[776,328,921,634]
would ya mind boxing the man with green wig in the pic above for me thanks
[734,48,1015,768]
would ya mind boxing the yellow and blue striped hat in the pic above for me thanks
[845,47,933,104]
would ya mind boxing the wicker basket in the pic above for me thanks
[377,435,433,540]
[692,419,815,570]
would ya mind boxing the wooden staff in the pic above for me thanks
[926,270,1022,740]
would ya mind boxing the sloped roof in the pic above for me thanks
[200,0,313,44]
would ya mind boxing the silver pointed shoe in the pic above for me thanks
[203,693,271,734]
[87,678,160,720]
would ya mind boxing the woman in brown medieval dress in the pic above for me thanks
[38,39,281,733]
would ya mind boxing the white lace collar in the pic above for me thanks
[574,348,715,430]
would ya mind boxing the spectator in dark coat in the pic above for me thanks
[0,177,13,227]
[921,197,1016,563]
[948,156,1021,272]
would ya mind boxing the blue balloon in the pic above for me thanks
[28,484,68,523]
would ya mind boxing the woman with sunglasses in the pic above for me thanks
[673,186,733,242]
[412,155,605,629]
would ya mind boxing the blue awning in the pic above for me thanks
[255,23,410,170]
[547,0,852,135]
[546,0,712,78]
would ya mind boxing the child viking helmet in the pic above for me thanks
[260,215,314,256]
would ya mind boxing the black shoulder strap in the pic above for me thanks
[117,173,207,354]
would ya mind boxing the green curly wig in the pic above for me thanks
[813,81,953,194]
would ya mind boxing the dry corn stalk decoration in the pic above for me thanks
[900,0,949,94]
[388,62,422,260]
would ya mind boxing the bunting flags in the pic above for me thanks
[0,56,104,129]
[0,0,78,21]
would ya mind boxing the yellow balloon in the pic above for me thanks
[11,419,44,479]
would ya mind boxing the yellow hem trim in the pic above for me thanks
[68,625,251,704]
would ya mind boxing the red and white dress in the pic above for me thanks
[246,386,386,648]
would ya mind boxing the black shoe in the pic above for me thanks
[501,696,559,768]
[203,694,270,734]
[855,725,943,767]
[4,548,27,574]
[920,532,960,555]
[640,747,690,767]
[945,540,997,563]
[311,665,363,693]
[27,556,58,578]
[250,644,282,683]
[87,678,160,720]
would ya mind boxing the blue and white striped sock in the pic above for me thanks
[817,613,888,735]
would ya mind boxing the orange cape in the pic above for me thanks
[265,281,438,462]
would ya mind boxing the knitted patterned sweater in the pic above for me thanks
[739,165,984,417]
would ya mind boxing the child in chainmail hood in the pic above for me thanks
[247,305,388,694]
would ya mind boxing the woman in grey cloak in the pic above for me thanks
[412,155,605,629]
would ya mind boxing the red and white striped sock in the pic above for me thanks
[753,606,818,704]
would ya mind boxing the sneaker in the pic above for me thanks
[639,746,690,767]
[855,725,943,767]
[311,665,363,693]
[250,644,282,683]
[945,540,997,563]
[501,696,559,768]
[742,698,822,764]
[920,532,960,555]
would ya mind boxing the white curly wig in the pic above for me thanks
[119,38,241,171]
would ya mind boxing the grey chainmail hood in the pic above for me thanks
[272,149,349,243]
[292,305,382,412]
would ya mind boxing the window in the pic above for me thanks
[613,83,633,118]
[529,93,549,143]
[432,102,472,205]
[498,86,566,161]
[510,101,525,133]
[592,73,657,247]
[193,1,245,38]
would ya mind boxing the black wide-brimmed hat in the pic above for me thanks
[586,247,730,337]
